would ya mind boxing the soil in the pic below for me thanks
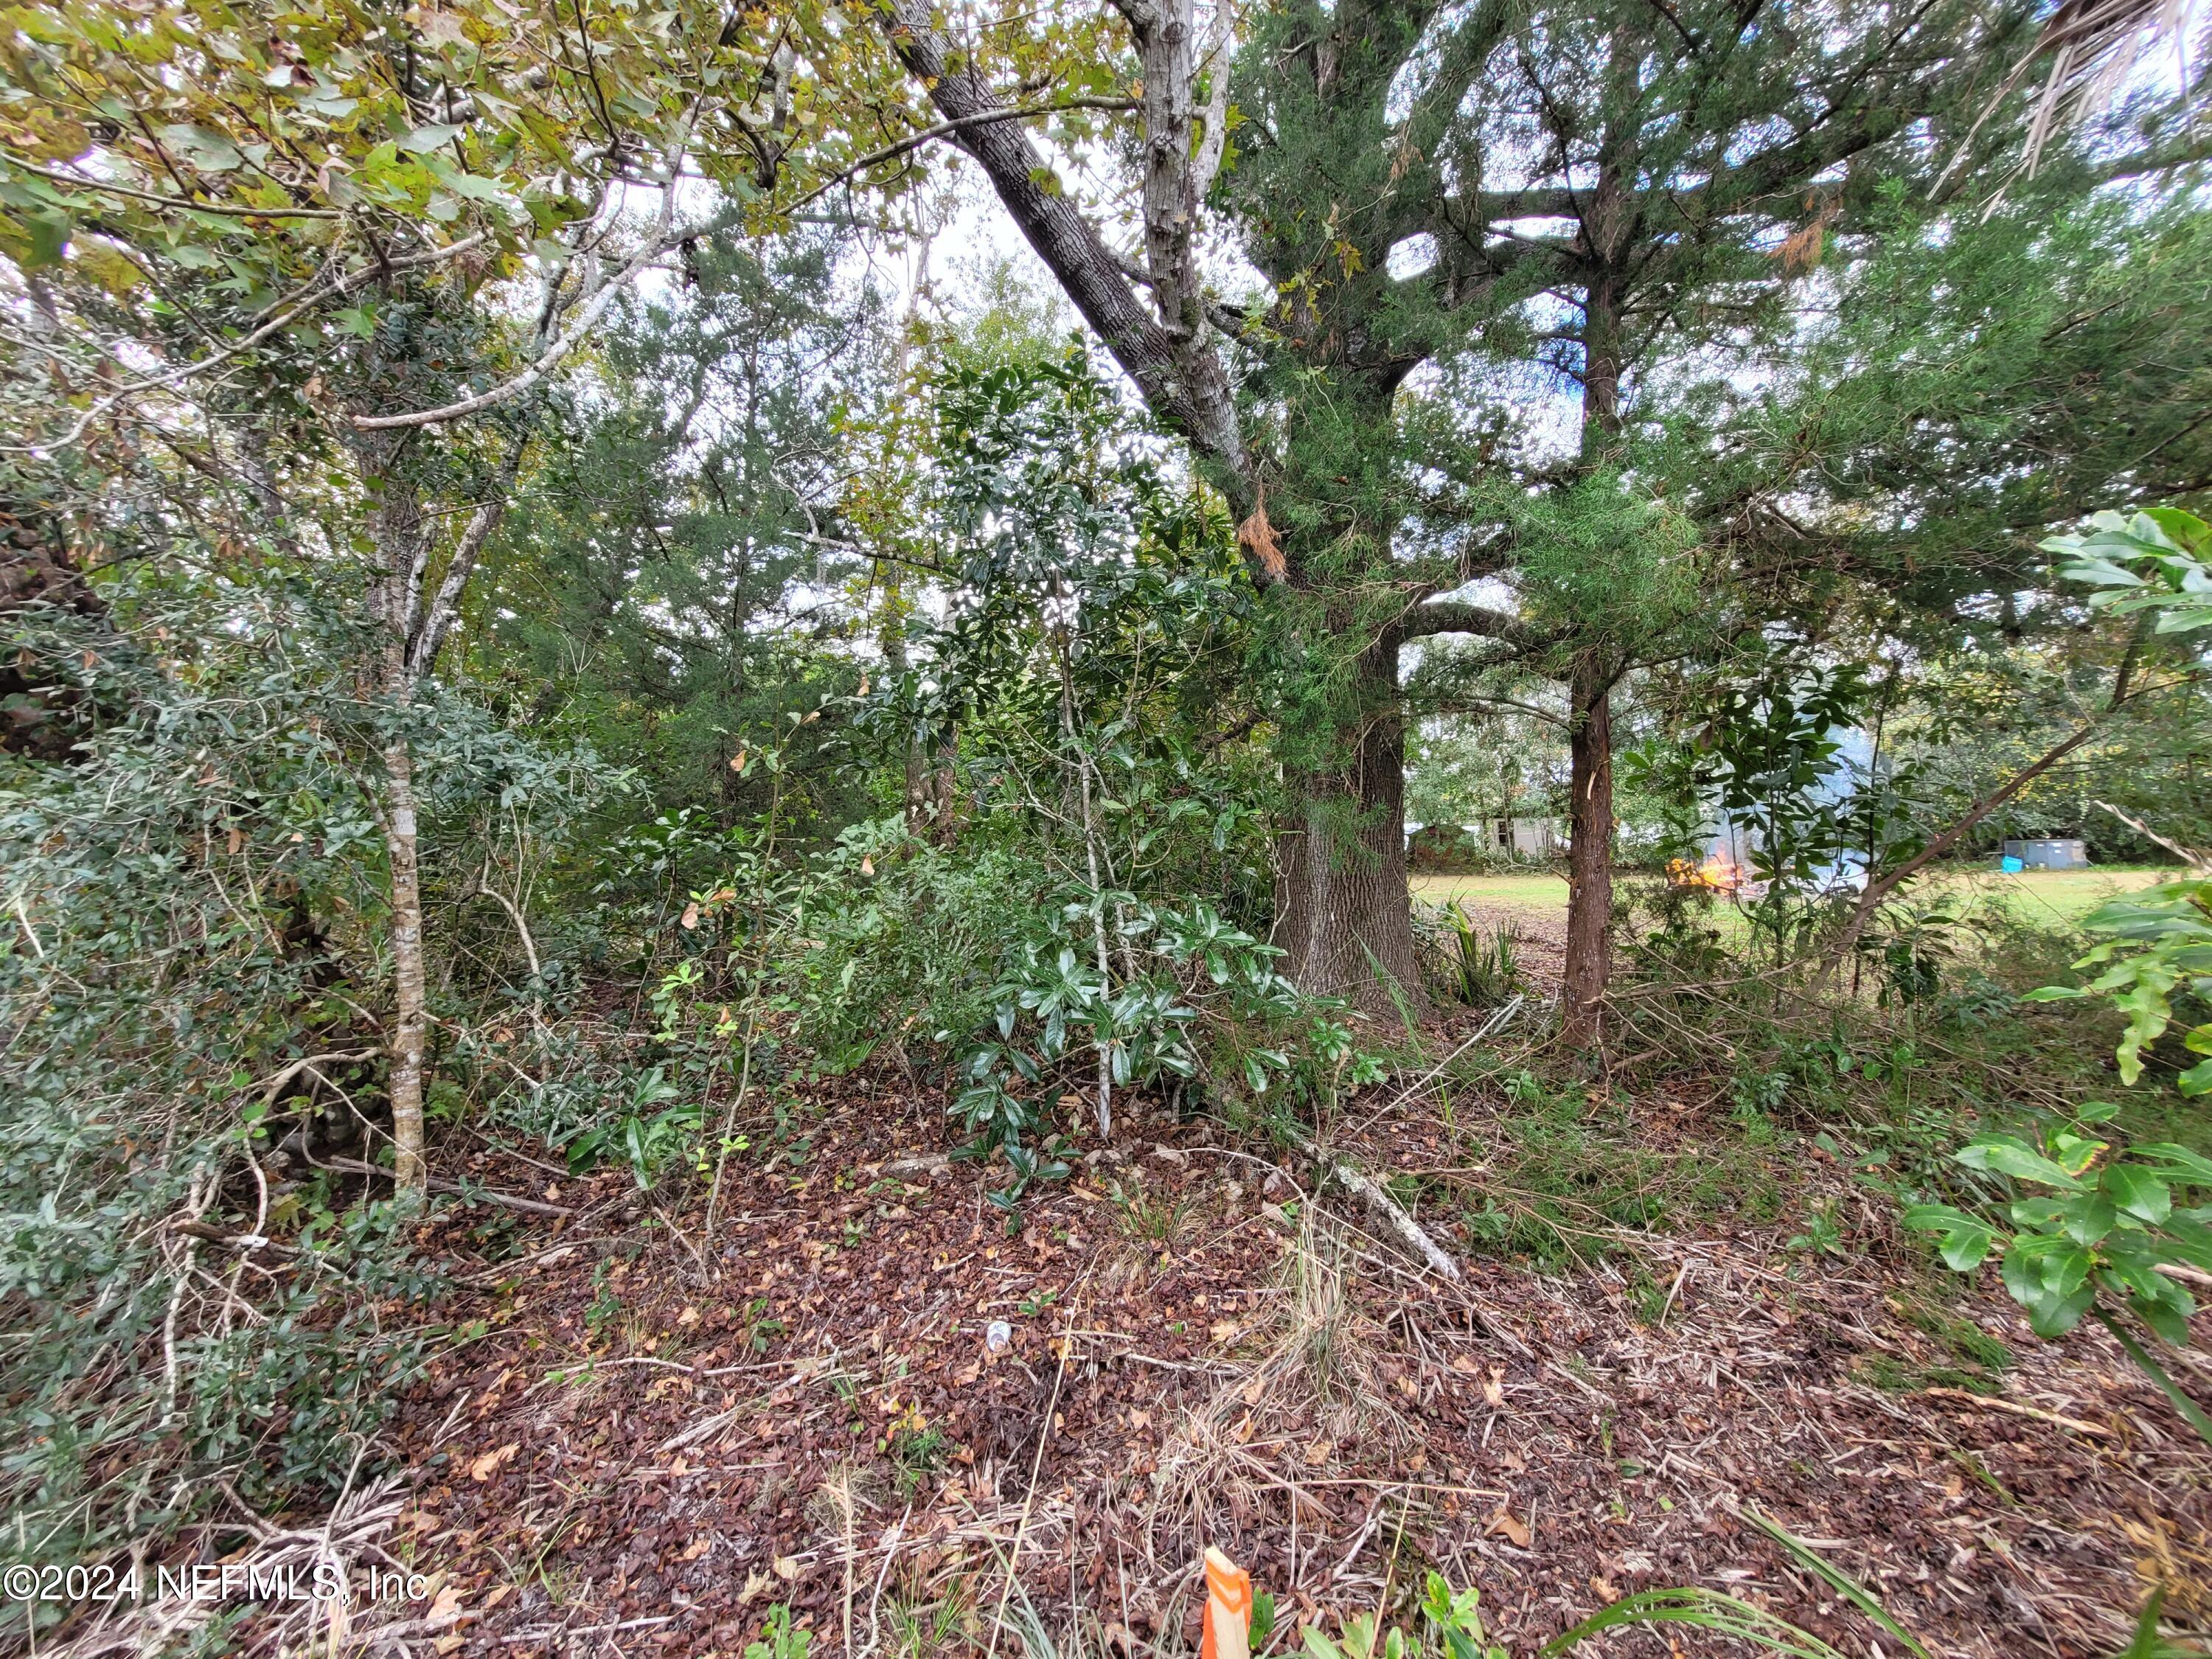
[321,1041,2212,1659]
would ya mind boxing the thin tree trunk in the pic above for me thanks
[382,737,430,1191]
[1276,636,1427,1024]
[1561,654,1615,1050]
[1557,46,1634,1054]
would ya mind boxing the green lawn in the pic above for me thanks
[1412,865,2172,931]
[1411,872,1571,920]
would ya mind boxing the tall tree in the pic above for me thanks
[860,0,2062,1031]
[0,0,923,1185]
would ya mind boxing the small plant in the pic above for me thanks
[885,1419,948,1495]
[1786,1200,1845,1258]
[745,1604,812,1659]
[561,1066,703,1187]
[1423,904,1523,1007]
[584,1264,622,1341]
[742,1295,787,1352]
[1903,1105,2212,1439]
[1107,1177,1187,1244]
[1298,1572,1509,1659]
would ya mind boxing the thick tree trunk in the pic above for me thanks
[1276,639,1427,1025]
[1561,655,1614,1050]
[381,738,430,1191]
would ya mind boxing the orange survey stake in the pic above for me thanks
[1200,1547,1252,1659]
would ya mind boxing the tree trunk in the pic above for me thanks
[1276,639,1427,1025]
[1561,655,1614,1050]
[382,737,430,1191]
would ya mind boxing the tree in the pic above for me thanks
[480,232,883,818]
[0,0,924,1186]
[860,0,2068,1037]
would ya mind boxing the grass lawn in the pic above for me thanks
[1412,863,2174,931]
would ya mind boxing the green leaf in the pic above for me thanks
[2135,1144,2212,1186]
[2134,1295,2192,1346]
[2105,1165,2173,1225]
[2027,1279,2096,1338]
[1901,1204,1997,1270]
[2060,1192,2116,1246]
[398,122,466,153]
[1954,1134,2082,1190]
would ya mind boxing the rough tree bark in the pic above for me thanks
[1276,633,1425,1021]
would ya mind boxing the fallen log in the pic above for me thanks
[1279,1127,1461,1283]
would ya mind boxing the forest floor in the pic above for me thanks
[317,1015,2212,1659]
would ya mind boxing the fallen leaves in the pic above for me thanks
[1486,1508,1532,1548]
[466,1442,519,1483]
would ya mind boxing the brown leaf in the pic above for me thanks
[681,902,700,930]
[1235,487,1286,582]
[1486,1509,1531,1548]
[467,1443,519,1482]
[1482,1367,1506,1408]
[1589,1575,1619,1604]
[772,1554,801,1581]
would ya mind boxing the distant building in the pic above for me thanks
[1406,818,1562,865]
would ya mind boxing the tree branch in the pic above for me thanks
[1400,597,1542,652]
[867,0,1265,576]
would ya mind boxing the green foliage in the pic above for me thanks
[1458,1077,1780,1266]
[2028,882,2212,1091]
[1297,1573,1509,1659]
[560,1066,703,1187]
[1415,905,1523,1007]
[0,571,493,1589]
[745,1604,813,1659]
[2047,507,2212,639]
[1903,1105,2212,1340]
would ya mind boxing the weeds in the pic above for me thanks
[1453,1078,1781,1266]
[1107,1175,1189,1245]
[1415,903,1523,1007]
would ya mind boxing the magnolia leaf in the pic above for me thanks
[1902,1204,1997,1271]
[2105,1165,2173,1225]
[1954,1134,2082,1190]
